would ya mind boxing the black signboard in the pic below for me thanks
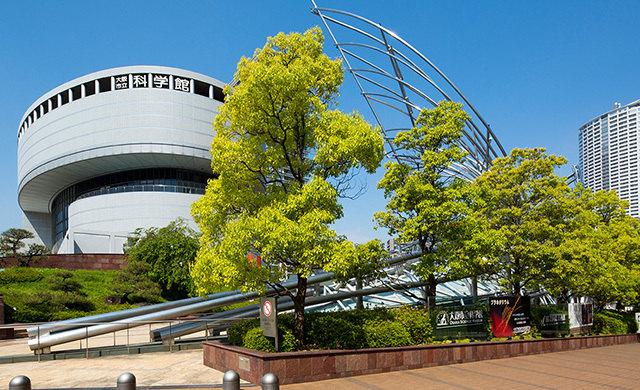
[434,308,488,339]
[540,312,569,335]
[114,75,129,90]
[152,74,170,89]
[132,74,148,88]
[173,76,190,92]
[489,296,531,337]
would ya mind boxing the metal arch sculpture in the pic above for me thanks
[311,2,507,180]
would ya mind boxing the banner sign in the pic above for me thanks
[433,308,487,339]
[568,303,593,329]
[260,297,277,338]
[489,296,531,337]
[635,313,640,333]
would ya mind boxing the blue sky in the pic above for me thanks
[1,1,639,244]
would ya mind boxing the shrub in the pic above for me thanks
[307,315,365,349]
[12,307,51,323]
[228,319,260,346]
[364,319,412,348]
[594,310,638,334]
[391,306,433,345]
[0,267,43,284]
[243,327,274,352]
[51,292,95,312]
[228,318,297,352]
[279,325,298,351]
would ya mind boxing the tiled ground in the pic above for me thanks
[280,343,640,390]
[2,327,639,389]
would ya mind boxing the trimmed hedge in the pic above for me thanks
[0,267,43,284]
[228,305,434,352]
[364,319,412,348]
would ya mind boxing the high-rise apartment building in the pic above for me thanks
[578,100,640,217]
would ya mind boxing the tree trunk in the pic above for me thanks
[424,273,437,310]
[356,277,364,310]
[293,275,307,346]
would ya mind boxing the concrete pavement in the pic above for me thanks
[2,325,640,389]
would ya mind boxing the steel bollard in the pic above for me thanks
[9,376,31,390]
[222,370,240,390]
[261,373,279,390]
[117,372,136,390]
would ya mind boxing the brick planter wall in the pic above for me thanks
[203,334,640,385]
[1,254,127,271]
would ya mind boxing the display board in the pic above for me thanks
[489,296,531,337]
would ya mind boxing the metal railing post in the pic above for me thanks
[85,326,89,359]
[37,326,41,362]
[126,324,130,354]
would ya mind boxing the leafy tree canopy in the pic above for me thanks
[124,218,199,300]
[191,27,385,344]
[0,228,50,267]
[549,186,640,307]
[374,101,476,303]
[113,261,163,303]
[470,148,571,295]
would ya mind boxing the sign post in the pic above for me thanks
[260,297,278,351]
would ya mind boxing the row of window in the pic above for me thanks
[19,73,226,140]
[51,167,216,245]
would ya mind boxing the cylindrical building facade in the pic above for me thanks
[17,66,224,254]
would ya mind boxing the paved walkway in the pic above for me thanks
[2,327,640,389]
[281,343,640,390]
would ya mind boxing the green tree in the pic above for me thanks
[0,228,32,256]
[46,270,84,294]
[470,148,571,295]
[124,219,199,300]
[17,244,50,267]
[0,228,50,267]
[374,101,475,306]
[191,27,384,345]
[548,186,640,308]
[113,261,163,303]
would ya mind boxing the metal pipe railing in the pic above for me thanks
[26,253,420,351]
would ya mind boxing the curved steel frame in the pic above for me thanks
[311,2,507,180]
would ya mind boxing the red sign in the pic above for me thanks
[263,300,272,317]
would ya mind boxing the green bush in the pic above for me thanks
[594,310,638,334]
[0,267,43,284]
[229,307,439,352]
[51,292,95,312]
[364,319,412,348]
[307,315,365,349]
[391,306,433,345]
[11,307,51,323]
[228,318,297,352]
[243,327,274,352]
[228,319,260,346]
